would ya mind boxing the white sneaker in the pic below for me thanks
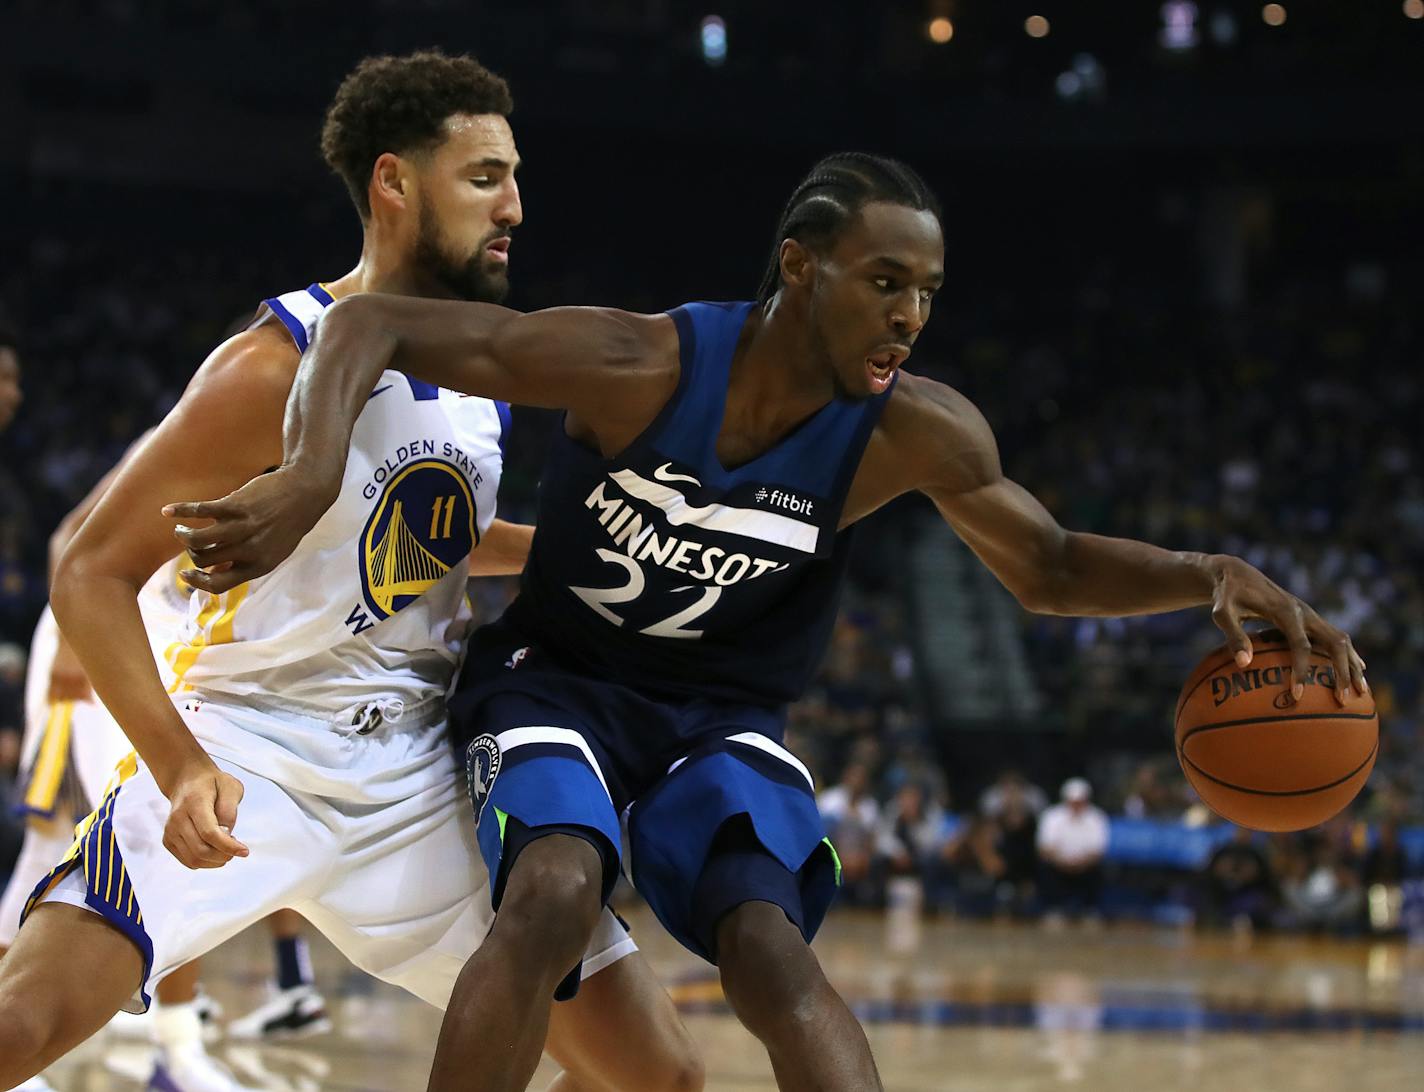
[148,1044,258,1092]
[226,985,331,1041]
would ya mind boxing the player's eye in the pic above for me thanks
[919,287,937,303]
[872,277,894,292]
[470,176,494,188]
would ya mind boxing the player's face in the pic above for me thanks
[0,347,22,432]
[414,113,523,303]
[809,202,944,400]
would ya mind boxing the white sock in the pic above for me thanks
[151,1000,203,1052]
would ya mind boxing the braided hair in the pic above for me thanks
[756,152,941,303]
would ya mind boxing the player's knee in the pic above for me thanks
[0,995,51,1082]
[717,903,822,1028]
[501,834,604,936]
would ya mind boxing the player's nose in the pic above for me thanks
[496,180,523,229]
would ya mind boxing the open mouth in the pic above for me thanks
[865,346,909,391]
[485,237,511,264]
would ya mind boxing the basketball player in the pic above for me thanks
[0,51,701,1092]
[163,154,1370,1091]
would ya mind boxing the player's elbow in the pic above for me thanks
[1013,528,1077,615]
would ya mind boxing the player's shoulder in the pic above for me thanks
[186,319,301,404]
[881,371,999,481]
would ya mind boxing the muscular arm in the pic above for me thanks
[470,518,534,577]
[282,295,674,494]
[165,296,677,591]
[51,326,296,866]
[894,374,1366,700]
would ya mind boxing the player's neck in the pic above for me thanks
[327,247,462,300]
[731,297,838,421]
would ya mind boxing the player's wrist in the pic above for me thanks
[151,745,218,800]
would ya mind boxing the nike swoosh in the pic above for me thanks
[367,384,393,401]
[653,462,701,487]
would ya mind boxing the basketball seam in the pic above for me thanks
[1178,738,1378,798]
[1180,710,1376,744]
[1171,644,1316,726]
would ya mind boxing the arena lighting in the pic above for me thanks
[1262,3,1286,26]
[928,16,954,43]
[1406,0,1424,19]
[1159,0,1201,50]
[700,15,727,65]
[1025,14,1050,37]
[1209,9,1239,44]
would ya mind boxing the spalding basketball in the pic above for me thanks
[1174,636,1377,832]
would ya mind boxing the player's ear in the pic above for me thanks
[780,238,815,290]
[370,152,411,214]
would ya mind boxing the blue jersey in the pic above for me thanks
[504,300,895,706]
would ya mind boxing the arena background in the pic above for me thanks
[1,3,1422,1090]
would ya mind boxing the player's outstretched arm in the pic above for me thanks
[51,325,298,869]
[166,294,675,592]
[899,375,1366,703]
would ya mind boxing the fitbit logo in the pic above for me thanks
[755,487,814,515]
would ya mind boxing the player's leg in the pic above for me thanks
[0,902,144,1087]
[629,732,882,1092]
[546,942,705,1092]
[227,910,330,1040]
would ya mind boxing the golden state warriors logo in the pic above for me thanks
[360,459,476,621]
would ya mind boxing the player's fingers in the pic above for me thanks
[180,564,249,595]
[1282,610,1311,703]
[165,820,227,870]
[172,521,236,551]
[163,500,238,521]
[1322,632,1355,706]
[182,811,239,866]
[1350,649,1368,696]
[212,775,249,856]
[1210,602,1253,667]
[183,541,243,569]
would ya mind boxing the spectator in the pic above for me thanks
[994,789,1040,916]
[942,812,1006,917]
[0,319,20,434]
[1200,826,1276,932]
[1122,762,1183,820]
[873,781,950,888]
[817,761,880,904]
[1279,842,1365,933]
[981,768,1048,820]
[1036,778,1110,923]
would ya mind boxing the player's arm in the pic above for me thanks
[470,518,534,577]
[44,428,156,702]
[165,295,676,592]
[51,327,296,869]
[898,375,1367,702]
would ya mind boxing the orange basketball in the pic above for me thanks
[1174,638,1377,832]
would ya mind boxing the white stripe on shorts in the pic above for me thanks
[664,731,815,791]
[493,726,613,803]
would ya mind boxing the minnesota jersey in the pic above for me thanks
[505,300,893,706]
[166,284,507,715]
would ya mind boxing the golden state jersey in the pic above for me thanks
[164,284,507,717]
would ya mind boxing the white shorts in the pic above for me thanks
[0,816,73,948]
[24,695,635,1011]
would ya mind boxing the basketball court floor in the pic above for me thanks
[42,907,1424,1091]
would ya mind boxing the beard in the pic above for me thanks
[414,202,511,304]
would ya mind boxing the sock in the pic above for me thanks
[151,1001,203,1052]
[275,935,313,991]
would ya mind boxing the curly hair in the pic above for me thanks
[321,50,514,220]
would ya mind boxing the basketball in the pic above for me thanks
[1175,637,1378,832]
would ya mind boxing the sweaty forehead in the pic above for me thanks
[835,202,944,268]
[437,113,518,165]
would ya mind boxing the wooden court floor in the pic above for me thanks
[42,908,1424,1091]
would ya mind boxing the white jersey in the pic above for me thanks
[163,283,507,719]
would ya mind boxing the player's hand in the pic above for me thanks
[160,758,251,869]
[1207,554,1367,706]
[47,634,93,703]
[162,465,336,594]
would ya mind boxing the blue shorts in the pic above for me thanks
[449,620,840,963]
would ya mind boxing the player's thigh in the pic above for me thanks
[0,816,75,948]
[0,902,144,1067]
[629,733,837,962]
[546,947,703,1092]
[26,754,333,1008]
[307,781,492,1009]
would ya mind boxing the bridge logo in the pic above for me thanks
[360,458,475,622]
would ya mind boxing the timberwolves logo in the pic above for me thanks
[465,733,502,822]
[360,459,476,622]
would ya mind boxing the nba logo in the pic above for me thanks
[465,734,502,823]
